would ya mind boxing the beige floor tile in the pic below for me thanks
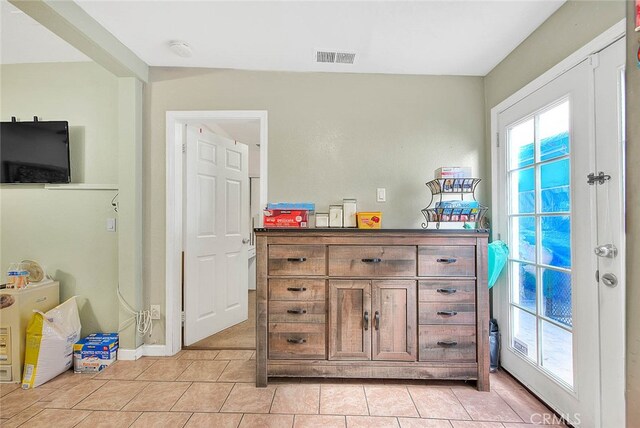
[178,350,220,360]
[408,386,471,420]
[398,418,453,428]
[38,369,97,391]
[21,408,91,428]
[449,421,504,428]
[74,380,149,411]
[218,360,256,382]
[136,359,193,381]
[490,370,525,392]
[239,413,294,428]
[216,350,255,360]
[294,414,346,428]
[502,423,567,428]
[320,385,369,416]
[0,386,56,418]
[0,403,46,428]
[123,381,191,411]
[271,384,320,414]
[130,411,192,427]
[364,386,419,417]
[177,360,229,382]
[220,383,277,413]
[75,411,142,427]
[0,382,21,397]
[171,382,234,412]
[346,415,400,428]
[95,359,156,380]
[452,388,522,423]
[43,380,107,409]
[185,413,242,428]
[495,387,557,424]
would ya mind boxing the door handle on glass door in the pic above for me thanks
[594,244,617,258]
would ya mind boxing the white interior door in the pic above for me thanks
[494,39,625,427]
[184,125,249,345]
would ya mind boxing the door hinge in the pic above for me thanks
[182,143,186,153]
[595,269,599,283]
[496,132,500,148]
[181,311,185,326]
[589,53,600,69]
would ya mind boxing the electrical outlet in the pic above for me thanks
[150,305,161,320]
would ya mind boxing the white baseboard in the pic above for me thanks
[117,346,144,360]
[117,344,173,360]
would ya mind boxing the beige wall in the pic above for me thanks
[625,1,640,423]
[144,69,486,343]
[0,62,119,336]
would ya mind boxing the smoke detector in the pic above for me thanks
[316,50,356,64]
[169,41,192,58]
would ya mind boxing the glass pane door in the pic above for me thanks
[506,99,574,388]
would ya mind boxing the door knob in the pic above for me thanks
[594,244,617,258]
[601,273,618,287]
[242,238,250,244]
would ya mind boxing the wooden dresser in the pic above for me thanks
[255,229,489,391]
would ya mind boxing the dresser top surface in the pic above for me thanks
[255,228,489,238]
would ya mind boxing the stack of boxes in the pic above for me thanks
[73,333,118,373]
[263,203,315,228]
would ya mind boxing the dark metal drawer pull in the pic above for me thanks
[437,258,457,264]
[436,288,457,294]
[437,340,458,346]
[287,338,306,344]
[287,257,307,262]
[361,258,382,263]
[286,287,307,292]
[437,310,458,316]
[287,309,307,314]
[374,311,380,330]
[364,311,369,331]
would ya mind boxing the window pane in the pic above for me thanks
[541,320,573,387]
[511,262,536,312]
[510,168,534,214]
[509,119,534,169]
[541,216,571,268]
[540,158,570,213]
[539,101,570,162]
[512,306,537,363]
[511,216,536,262]
[542,268,572,327]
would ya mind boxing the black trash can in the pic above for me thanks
[489,318,500,372]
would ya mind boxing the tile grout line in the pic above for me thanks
[449,387,474,421]
[404,385,423,419]
[491,387,526,424]
[168,381,194,412]
[362,385,371,416]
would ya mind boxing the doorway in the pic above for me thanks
[165,111,268,355]
[492,36,625,427]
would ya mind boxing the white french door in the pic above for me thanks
[183,125,250,345]
[494,39,625,427]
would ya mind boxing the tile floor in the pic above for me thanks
[0,349,566,427]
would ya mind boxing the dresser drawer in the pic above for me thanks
[269,323,326,360]
[419,303,476,324]
[418,246,475,277]
[419,325,476,362]
[268,245,326,276]
[328,246,416,277]
[419,280,475,304]
[269,279,326,301]
[269,301,326,323]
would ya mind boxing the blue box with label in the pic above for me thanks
[73,333,119,373]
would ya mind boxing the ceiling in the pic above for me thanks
[2,1,565,77]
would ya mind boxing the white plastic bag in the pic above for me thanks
[22,296,81,388]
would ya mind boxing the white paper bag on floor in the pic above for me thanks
[21,296,81,388]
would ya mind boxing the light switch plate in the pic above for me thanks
[106,218,117,232]
[376,188,386,202]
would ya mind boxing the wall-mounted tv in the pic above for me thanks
[0,121,71,184]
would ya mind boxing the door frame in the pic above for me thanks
[490,19,625,423]
[165,110,268,356]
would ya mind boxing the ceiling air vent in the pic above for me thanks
[316,51,356,64]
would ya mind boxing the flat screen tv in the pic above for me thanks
[0,121,71,184]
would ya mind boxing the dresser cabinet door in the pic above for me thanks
[371,280,417,361]
[329,280,371,360]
